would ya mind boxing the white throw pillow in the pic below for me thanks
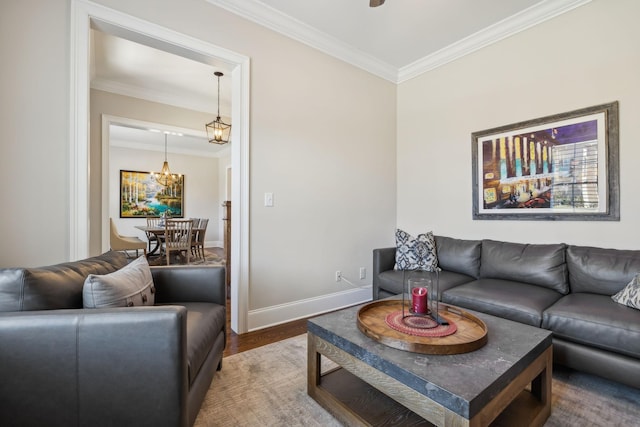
[612,273,640,310]
[395,229,438,271]
[83,256,155,308]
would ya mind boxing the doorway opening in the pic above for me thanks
[100,116,228,250]
[70,0,250,333]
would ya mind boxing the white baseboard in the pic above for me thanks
[206,240,223,248]
[247,285,372,331]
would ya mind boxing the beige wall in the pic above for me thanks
[0,0,69,266]
[1,0,397,325]
[12,0,634,326]
[397,0,640,249]
[88,0,397,313]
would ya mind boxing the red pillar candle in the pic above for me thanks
[411,287,428,314]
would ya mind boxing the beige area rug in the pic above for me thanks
[146,248,225,267]
[195,334,640,427]
[195,335,340,427]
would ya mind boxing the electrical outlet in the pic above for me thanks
[359,267,366,279]
[335,271,342,282]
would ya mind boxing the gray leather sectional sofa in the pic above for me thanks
[373,236,640,389]
[0,251,226,427]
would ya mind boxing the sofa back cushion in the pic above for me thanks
[0,251,129,312]
[480,240,569,294]
[567,245,640,295]
[434,236,482,279]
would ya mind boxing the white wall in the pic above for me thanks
[109,146,220,245]
[397,0,640,250]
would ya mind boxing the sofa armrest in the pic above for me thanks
[0,306,189,427]
[151,266,226,306]
[373,247,396,299]
[373,247,396,276]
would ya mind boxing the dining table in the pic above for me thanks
[135,224,204,256]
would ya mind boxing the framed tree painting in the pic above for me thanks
[119,170,184,218]
[472,102,619,221]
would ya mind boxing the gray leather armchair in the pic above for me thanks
[0,252,226,427]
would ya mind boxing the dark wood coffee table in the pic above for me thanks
[307,299,552,426]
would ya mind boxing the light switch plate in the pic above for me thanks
[264,192,274,207]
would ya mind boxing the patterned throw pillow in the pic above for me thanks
[395,229,438,271]
[612,273,640,310]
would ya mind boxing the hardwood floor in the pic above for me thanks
[224,298,308,357]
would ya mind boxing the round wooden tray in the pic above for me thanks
[357,300,488,355]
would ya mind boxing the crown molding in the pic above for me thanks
[206,0,591,84]
[205,0,398,82]
[104,115,229,158]
[398,0,593,83]
[110,138,229,158]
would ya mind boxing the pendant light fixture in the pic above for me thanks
[153,133,181,187]
[205,71,231,144]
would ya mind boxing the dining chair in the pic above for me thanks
[164,219,193,265]
[191,218,209,261]
[146,217,164,253]
[109,218,147,258]
[188,218,201,257]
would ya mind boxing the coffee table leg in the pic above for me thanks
[307,333,321,393]
[473,346,552,427]
[307,333,373,426]
[530,346,552,426]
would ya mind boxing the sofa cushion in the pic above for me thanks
[394,229,437,271]
[480,240,568,294]
[377,269,475,299]
[612,273,640,309]
[542,293,640,359]
[0,251,129,312]
[442,278,564,327]
[567,245,640,295]
[435,236,481,279]
[176,302,226,385]
[83,256,155,308]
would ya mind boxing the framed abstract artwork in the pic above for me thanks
[119,170,184,218]
[472,102,619,221]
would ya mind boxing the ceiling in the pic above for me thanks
[92,0,591,152]
[208,0,591,81]
[91,30,233,157]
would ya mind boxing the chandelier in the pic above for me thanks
[153,133,181,187]
[205,71,231,144]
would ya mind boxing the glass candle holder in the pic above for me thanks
[402,269,441,323]
[409,277,430,315]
